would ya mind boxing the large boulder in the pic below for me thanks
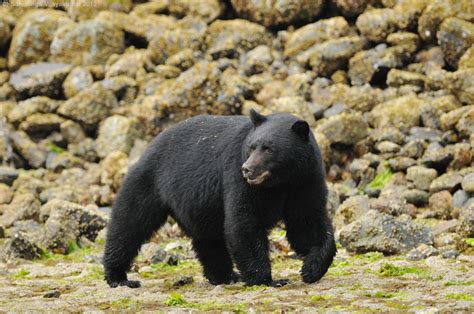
[50,20,124,66]
[230,0,324,27]
[339,210,433,254]
[8,9,72,70]
[0,193,41,227]
[40,199,107,254]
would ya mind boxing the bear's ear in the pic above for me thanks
[291,120,310,141]
[249,109,266,126]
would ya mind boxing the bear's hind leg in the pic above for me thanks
[192,239,237,285]
[103,175,168,288]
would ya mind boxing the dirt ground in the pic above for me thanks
[0,240,472,313]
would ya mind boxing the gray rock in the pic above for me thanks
[300,36,367,77]
[461,173,474,193]
[406,166,438,191]
[388,157,416,172]
[333,195,369,230]
[0,193,41,228]
[284,17,350,58]
[230,0,324,27]
[51,20,125,66]
[63,67,94,98]
[407,127,442,142]
[0,167,19,186]
[429,172,463,193]
[9,63,72,99]
[60,120,86,145]
[173,276,193,287]
[43,290,61,298]
[241,45,273,75]
[206,19,270,59]
[375,141,400,154]
[452,190,469,209]
[456,202,474,238]
[451,143,472,170]
[3,232,42,260]
[369,95,423,131]
[349,45,409,86]
[168,0,222,23]
[316,112,368,145]
[10,131,47,168]
[403,189,429,206]
[339,210,433,255]
[401,140,425,159]
[96,115,143,158]
[429,191,453,219]
[7,96,61,124]
[441,249,459,259]
[369,196,409,217]
[421,143,453,169]
[57,83,118,129]
[19,113,65,134]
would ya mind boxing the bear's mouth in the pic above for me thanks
[245,170,271,185]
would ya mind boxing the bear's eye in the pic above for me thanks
[249,144,257,151]
[262,146,272,154]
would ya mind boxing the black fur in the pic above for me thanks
[103,112,336,288]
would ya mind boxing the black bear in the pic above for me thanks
[103,110,336,288]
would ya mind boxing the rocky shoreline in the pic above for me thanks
[0,0,473,311]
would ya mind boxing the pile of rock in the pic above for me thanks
[0,0,472,260]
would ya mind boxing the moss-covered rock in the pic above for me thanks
[168,0,223,23]
[418,0,474,43]
[437,18,474,68]
[50,20,125,66]
[57,83,118,129]
[284,17,350,58]
[96,115,143,159]
[317,112,369,145]
[349,45,410,86]
[230,0,324,27]
[8,10,72,70]
[303,36,368,77]
[205,19,270,59]
[369,94,423,130]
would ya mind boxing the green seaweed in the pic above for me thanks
[377,263,430,278]
[445,293,473,301]
[11,269,30,280]
[46,143,66,154]
[367,165,393,190]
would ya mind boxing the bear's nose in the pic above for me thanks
[241,165,252,177]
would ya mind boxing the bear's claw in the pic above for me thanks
[109,280,141,288]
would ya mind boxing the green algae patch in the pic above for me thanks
[11,269,30,280]
[38,244,101,264]
[444,280,474,286]
[464,238,474,247]
[367,165,392,190]
[309,294,332,302]
[352,252,384,263]
[99,298,141,311]
[377,263,430,278]
[385,301,409,310]
[46,142,66,154]
[140,260,200,279]
[163,292,247,312]
[445,293,473,301]
[164,292,187,306]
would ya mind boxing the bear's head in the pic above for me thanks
[242,109,319,188]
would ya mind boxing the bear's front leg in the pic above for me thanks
[284,185,337,283]
[224,203,288,287]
